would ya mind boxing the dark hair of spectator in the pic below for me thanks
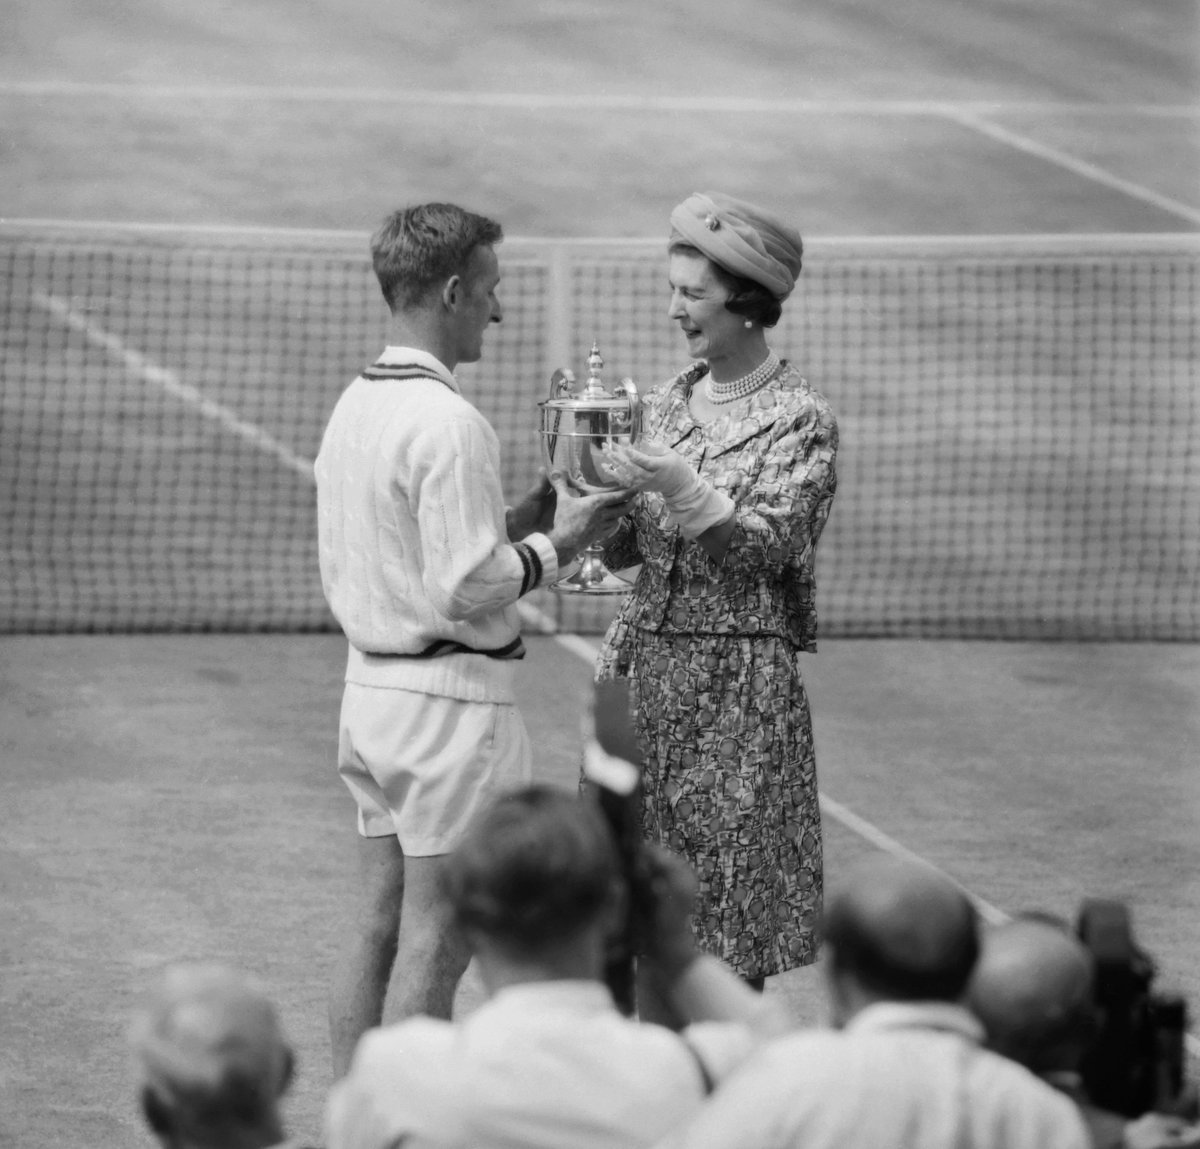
[824,887,981,1002]
[668,239,785,327]
[371,203,504,313]
[442,784,621,956]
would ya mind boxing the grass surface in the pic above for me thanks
[1,635,1197,1147]
[6,98,1197,233]
[3,0,1197,233]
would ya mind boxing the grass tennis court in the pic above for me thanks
[2,1,1198,1146]
[3,634,1198,1146]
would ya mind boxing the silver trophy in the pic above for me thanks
[538,342,641,594]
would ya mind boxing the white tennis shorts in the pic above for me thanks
[336,683,533,856]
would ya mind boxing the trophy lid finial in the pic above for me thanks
[583,341,605,396]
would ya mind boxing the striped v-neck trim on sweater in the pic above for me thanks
[364,346,460,390]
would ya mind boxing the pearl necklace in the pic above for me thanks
[704,351,781,405]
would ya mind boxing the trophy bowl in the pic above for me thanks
[538,343,641,594]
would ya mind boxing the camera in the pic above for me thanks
[1076,898,1190,1118]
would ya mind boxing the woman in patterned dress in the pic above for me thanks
[596,192,838,1004]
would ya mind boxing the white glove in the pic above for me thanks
[602,440,734,539]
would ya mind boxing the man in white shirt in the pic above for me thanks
[653,853,1092,1149]
[315,203,632,1075]
[325,783,783,1149]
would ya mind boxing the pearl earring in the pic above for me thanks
[744,319,754,329]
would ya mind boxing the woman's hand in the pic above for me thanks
[600,440,696,500]
[602,440,734,541]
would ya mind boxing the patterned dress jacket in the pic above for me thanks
[601,359,838,660]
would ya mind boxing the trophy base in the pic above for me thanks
[551,568,633,595]
[551,549,633,595]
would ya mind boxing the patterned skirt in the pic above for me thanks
[600,627,823,979]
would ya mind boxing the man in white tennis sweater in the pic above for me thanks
[315,203,631,1076]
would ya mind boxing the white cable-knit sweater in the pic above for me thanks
[315,347,557,702]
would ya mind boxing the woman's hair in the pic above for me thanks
[370,203,503,313]
[669,239,784,327]
[442,784,621,956]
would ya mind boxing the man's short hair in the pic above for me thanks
[442,784,620,955]
[370,203,503,313]
[129,963,291,1142]
[823,857,981,1002]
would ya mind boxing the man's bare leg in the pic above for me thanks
[329,833,406,1078]
[385,852,472,1021]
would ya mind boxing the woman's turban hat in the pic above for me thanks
[669,191,804,300]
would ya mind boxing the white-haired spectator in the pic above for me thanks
[130,962,314,1149]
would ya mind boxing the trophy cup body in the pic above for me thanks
[538,343,641,594]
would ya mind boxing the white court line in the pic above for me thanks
[818,794,1007,927]
[542,628,607,667]
[7,220,1198,254]
[516,599,566,639]
[33,292,316,481]
[1,80,1197,117]
[547,629,1200,1057]
[941,108,1200,227]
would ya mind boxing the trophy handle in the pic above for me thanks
[549,367,576,399]
[544,368,576,464]
[616,376,642,444]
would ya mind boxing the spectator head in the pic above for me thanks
[442,784,624,965]
[822,853,980,1024]
[129,963,293,1149]
[967,916,1099,1074]
[370,202,503,314]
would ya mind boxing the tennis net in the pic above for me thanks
[2,222,1197,639]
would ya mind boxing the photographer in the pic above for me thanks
[325,783,785,1149]
[968,915,1200,1149]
